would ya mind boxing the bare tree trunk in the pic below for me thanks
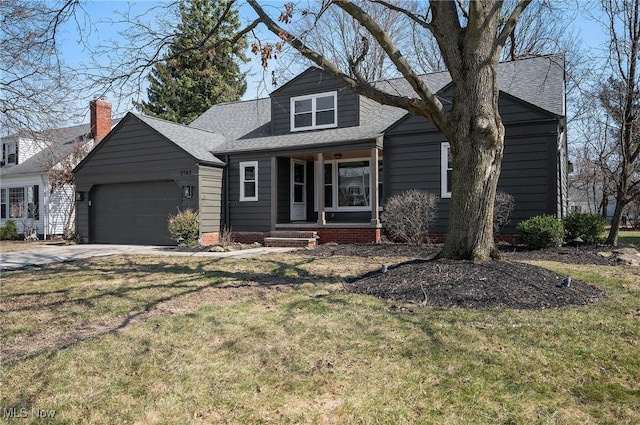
[65,199,76,239]
[440,61,505,260]
[606,199,625,246]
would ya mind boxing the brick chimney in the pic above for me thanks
[90,98,112,145]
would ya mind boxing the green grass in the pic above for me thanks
[1,253,639,424]
[618,230,640,248]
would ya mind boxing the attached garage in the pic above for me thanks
[74,113,225,245]
[91,181,181,245]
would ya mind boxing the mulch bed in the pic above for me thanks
[298,243,627,310]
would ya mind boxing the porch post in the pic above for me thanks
[317,152,326,225]
[270,156,277,230]
[370,148,379,226]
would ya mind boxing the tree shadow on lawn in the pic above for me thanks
[1,256,336,363]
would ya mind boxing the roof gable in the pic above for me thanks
[74,113,225,174]
[269,67,329,96]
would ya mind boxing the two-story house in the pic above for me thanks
[1,99,115,238]
[74,55,568,246]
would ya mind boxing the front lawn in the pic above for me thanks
[618,230,640,248]
[1,249,638,424]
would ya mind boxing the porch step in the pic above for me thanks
[264,231,318,248]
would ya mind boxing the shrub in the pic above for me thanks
[563,212,607,244]
[0,220,20,240]
[381,190,438,246]
[494,191,515,239]
[219,225,233,248]
[516,215,564,250]
[167,208,200,247]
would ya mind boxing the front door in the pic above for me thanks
[291,159,306,221]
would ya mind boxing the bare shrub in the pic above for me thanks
[381,190,438,246]
[493,191,515,239]
[219,225,233,248]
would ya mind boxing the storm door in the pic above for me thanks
[290,159,306,221]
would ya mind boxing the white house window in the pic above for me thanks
[239,161,258,202]
[338,161,370,207]
[27,185,39,220]
[441,142,452,198]
[2,142,17,166]
[323,163,333,208]
[316,158,380,211]
[290,92,337,132]
[9,187,24,218]
[0,189,6,219]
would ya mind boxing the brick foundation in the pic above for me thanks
[228,229,517,246]
[200,232,220,245]
[231,232,266,244]
[283,227,382,244]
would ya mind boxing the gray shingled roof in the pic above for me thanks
[189,98,271,140]
[134,113,226,165]
[495,54,565,116]
[188,55,564,155]
[1,139,92,177]
[1,120,119,177]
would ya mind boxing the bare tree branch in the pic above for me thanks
[246,0,436,119]
[333,0,446,128]
[496,0,533,51]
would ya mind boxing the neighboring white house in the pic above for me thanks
[1,99,115,238]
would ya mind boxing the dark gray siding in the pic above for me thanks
[388,92,554,136]
[277,157,290,222]
[384,133,448,232]
[74,116,201,242]
[227,154,272,232]
[199,165,223,233]
[384,94,561,235]
[270,68,360,135]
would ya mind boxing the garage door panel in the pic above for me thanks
[91,181,182,245]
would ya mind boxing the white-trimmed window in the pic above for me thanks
[441,142,452,198]
[8,187,25,218]
[0,189,6,219]
[239,161,258,202]
[4,185,39,218]
[290,92,337,132]
[315,157,383,211]
[2,142,17,166]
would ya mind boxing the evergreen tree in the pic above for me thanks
[135,0,247,124]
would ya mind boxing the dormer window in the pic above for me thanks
[290,92,337,132]
[2,142,17,166]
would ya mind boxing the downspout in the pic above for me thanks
[224,155,230,229]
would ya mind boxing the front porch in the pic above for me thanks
[269,146,383,245]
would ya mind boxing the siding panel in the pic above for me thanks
[270,68,360,135]
[384,110,557,234]
[199,165,223,233]
[227,154,272,232]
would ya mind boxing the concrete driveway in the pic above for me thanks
[0,244,295,271]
